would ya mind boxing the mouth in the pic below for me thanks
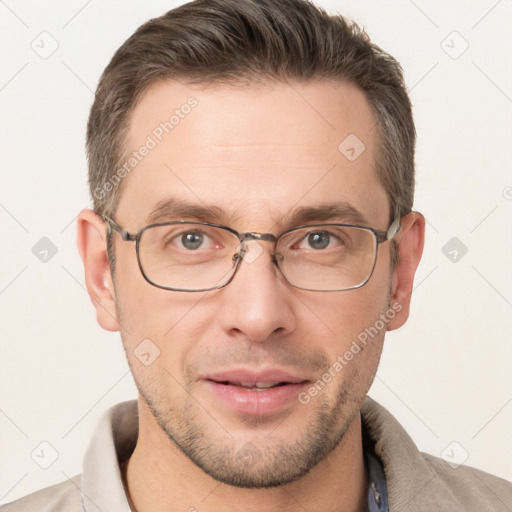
[205,369,309,388]
[202,369,310,415]
[212,381,291,390]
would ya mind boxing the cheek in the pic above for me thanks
[113,267,216,379]
[319,291,389,384]
[113,244,196,335]
[299,274,390,387]
[304,279,390,347]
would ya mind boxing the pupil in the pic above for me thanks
[308,231,330,250]
[182,232,203,250]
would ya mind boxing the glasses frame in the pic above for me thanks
[103,215,401,292]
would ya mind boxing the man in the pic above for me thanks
[2,0,510,510]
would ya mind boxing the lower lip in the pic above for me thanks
[204,380,309,415]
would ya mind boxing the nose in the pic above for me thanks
[216,239,297,343]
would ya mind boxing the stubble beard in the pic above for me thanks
[134,372,364,489]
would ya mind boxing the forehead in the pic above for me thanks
[116,79,389,230]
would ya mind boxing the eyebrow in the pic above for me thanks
[145,197,370,228]
[287,203,369,226]
[146,197,229,225]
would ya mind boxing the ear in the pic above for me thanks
[386,211,425,331]
[76,209,120,332]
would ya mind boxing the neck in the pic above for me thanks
[124,397,368,512]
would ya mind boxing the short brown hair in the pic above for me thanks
[87,0,415,268]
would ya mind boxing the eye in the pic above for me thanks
[175,230,213,250]
[298,230,344,250]
[180,231,204,250]
[305,231,331,250]
[143,224,234,261]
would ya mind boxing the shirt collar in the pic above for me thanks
[81,400,136,511]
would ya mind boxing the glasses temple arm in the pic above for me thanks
[103,216,136,241]
[386,216,401,240]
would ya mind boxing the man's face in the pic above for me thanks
[109,80,396,487]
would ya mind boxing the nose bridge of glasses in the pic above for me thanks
[239,232,278,244]
[233,232,279,264]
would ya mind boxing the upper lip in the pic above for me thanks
[203,368,309,385]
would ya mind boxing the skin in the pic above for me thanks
[77,79,424,512]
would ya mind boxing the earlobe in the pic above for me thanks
[76,209,120,332]
[386,211,425,331]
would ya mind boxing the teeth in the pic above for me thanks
[255,382,280,388]
[239,382,281,388]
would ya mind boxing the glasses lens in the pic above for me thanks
[277,225,377,291]
[137,223,378,292]
[138,223,239,291]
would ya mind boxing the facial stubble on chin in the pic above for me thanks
[137,378,362,488]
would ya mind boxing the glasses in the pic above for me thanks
[103,216,401,292]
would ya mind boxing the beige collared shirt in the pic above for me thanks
[2,397,511,511]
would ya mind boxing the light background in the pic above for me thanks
[1,0,511,504]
